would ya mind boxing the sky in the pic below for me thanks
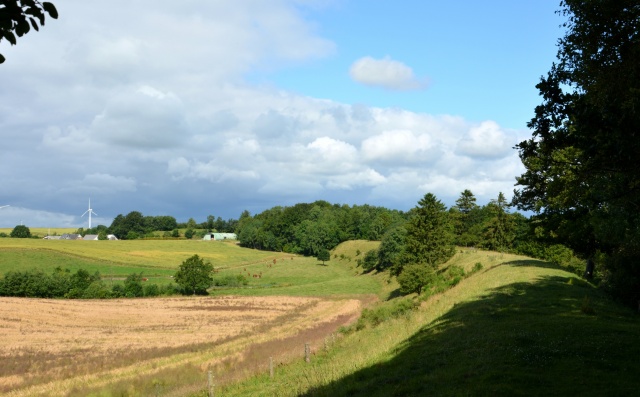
[0,0,566,228]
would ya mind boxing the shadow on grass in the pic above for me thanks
[303,262,640,397]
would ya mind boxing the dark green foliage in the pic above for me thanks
[235,201,407,255]
[400,193,455,273]
[513,0,640,305]
[377,225,406,272]
[174,254,214,295]
[361,249,378,272]
[0,0,58,64]
[123,273,144,297]
[397,264,436,295]
[184,228,194,239]
[108,212,179,239]
[482,192,516,252]
[0,267,172,299]
[10,224,31,238]
[82,280,112,299]
[212,274,249,287]
[317,248,331,265]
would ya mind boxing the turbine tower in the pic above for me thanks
[81,199,97,229]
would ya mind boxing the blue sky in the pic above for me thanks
[0,1,566,228]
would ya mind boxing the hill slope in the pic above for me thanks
[222,251,640,397]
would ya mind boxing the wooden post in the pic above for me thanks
[208,370,214,397]
[305,343,310,363]
[269,356,274,378]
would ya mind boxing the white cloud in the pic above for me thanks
[455,120,513,159]
[349,56,427,90]
[361,130,437,163]
[0,1,527,227]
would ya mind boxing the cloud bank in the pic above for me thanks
[0,1,524,228]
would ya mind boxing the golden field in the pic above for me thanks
[0,295,364,396]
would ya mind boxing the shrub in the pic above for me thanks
[124,273,144,297]
[213,275,248,287]
[144,283,161,297]
[397,264,436,295]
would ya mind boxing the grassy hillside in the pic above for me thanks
[220,249,640,397]
[0,239,385,296]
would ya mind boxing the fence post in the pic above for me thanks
[208,370,214,397]
[305,343,310,363]
[270,356,274,378]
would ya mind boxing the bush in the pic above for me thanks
[124,273,144,297]
[213,274,249,287]
[445,265,465,287]
[355,298,418,330]
[144,283,161,297]
[82,281,112,299]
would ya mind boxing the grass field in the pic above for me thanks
[220,251,640,397]
[2,239,639,396]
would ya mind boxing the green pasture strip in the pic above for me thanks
[0,239,290,270]
[209,247,383,297]
[218,256,640,397]
[0,248,173,278]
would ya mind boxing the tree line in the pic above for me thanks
[235,201,408,256]
[0,267,175,299]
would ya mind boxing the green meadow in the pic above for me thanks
[0,238,385,296]
[1,237,639,396]
[219,248,640,397]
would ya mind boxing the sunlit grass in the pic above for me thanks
[218,254,640,397]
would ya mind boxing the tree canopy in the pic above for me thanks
[174,254,214,295]
[0,0,58,64]
[10,224,30,238]
[513,0,640,304]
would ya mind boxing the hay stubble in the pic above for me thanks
[0,295,362,396]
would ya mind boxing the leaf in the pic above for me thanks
[42,2,58,19]
[0,53,5,64]
[29,17,39,31]
[2,31,17,45]
[16,18,31,37]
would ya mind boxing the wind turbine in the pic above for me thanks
[81,199,97,229]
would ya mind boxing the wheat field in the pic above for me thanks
[0,295,363,396]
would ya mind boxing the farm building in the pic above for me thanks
[203,233,237,241]
[83,234,99,240]
[60,233,82,240]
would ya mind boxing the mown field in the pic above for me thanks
[2,238,639,396]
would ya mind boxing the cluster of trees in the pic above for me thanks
[513,0,640,306]
[235,201,407,256]
[81,212,238,240]
[0,267,175,298]
[356,190,527,275]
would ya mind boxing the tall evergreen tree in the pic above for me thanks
[400,193,455,274]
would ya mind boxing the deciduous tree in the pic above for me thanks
[513,0,640,304]
[174,254,213,295]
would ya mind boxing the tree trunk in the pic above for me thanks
[583,257,594,280]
